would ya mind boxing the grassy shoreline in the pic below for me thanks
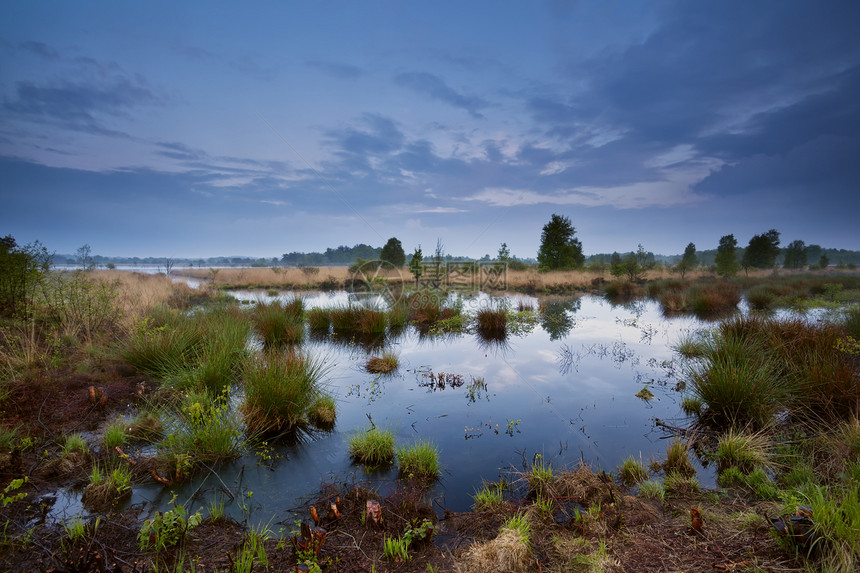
[0,269,858,571]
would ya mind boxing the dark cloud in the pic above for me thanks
[326,114,405,157]
[305,60,364,80]
[20,40,59,59]
[394,72,489,118]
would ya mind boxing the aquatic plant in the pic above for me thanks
[306,307,331,335]
[252,299,304,346]
[618,456,649,486]
[663,439,696,478]
[715,428,771,473]
[472,482,505,510]
[347,426,395,466]
[474,308,507,342]
[307,393,337,429]
[365,351,398,374]
[397,440,440,480]
[242,351,328,433]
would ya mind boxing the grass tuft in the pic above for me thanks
[347,426,395,466]
[397,440,440,481]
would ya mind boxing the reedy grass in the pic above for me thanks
[472,482,505,510]
[62,433,89,456]
[347,426,395,466]
[618,456,649,486]
[397,440,440,480]
[797,481,860,571]
[157,393,247,477]
[365,350,398,374]
[82,462,132,508]
[681,396,703,415]
[715,428,771,473]
[474,308,507,342]
[102,420,128,449]
[330,304,387,337]
[251,299,304,347]
[306,307,331,335]
[307,393,337,429]
[637,480,665,502]
[241,351,328,433]
[663,439,697,478]
[526,456,554,496]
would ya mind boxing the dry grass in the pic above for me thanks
[179,266,352,289]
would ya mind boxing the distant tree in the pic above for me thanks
[742,229,781,270]
[537,214,585,270]
[819,253,830,269]
[676,242,698,278]
[497,242,511,265]
[76,244,95,271]
[380,237,406,267]
[408,246,423,283]
[610,252,622,267]
[611,253,645,282]
[715,234,740,279]
[783,240,807,269]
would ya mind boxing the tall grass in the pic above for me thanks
[241,351,328,433]
[251,299,304,347]
[685,282,741,317]
[474,308,507,342]
[397,440,440,480]
[306,307,331,335]
[329,305,387,337]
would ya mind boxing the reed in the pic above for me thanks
[329,305,386,337]
[715,429,771,473]
[306,307,331,335]
[618,456,649,486]
[685,282,741,317]
[307,393,337,429]
[241,351,328,433]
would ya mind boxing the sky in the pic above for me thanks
[1,1,859,259]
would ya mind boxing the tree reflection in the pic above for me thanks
[539,297,581,340]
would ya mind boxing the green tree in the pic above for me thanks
[76,243,95,271]
[741,229,780,270]
[676,242,698,278]
[783,240,807,269]
[380,237,406,267]
[497,242,511,265]
[818,253,830,269]
[715,234,740,278]
[537,214,585,271]
[0,235,52,318]
[408,246,423,283]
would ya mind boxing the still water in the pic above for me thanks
[121,290,711,525]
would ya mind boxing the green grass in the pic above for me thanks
[681,396,703,415]
[307,393,337,428]
[674,334,709,358]
[797,481,860,570]
[663,439,696,478]
[157,393,247,478]
[638,480,665,502]
[527,455,554,495]
[501,514,531,547]
[62,433,89,455]
[102,420,128,449]
[472,482,505,510]
[715,428,770,473]
[241,351,328,433]
[348,426,395,466]
[383,535,410,561]
[251,299,304,347]
[397,440,440,480]
[618,456,649,486]
[64,516,88,543]
[306,307,331,335]
[82,462,133,508]
[330,305,387,337]
[664,472,700,495]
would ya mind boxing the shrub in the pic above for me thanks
[347,427,395,466]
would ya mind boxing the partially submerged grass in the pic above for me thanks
[365,350,399,374]
[102,419,128,449]
[347,426,395,466]
[241,351,329,433]
[714,428,771,473]
[662,439,696,478]
[307,393,337,429]
[618,456,649,486]
[472,482,505,510]
[251,299,304,347]
[81,462,132,510]
[474,308,507,342]
[397,440,440,481]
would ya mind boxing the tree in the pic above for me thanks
[715,234,740,278]
[742,229,780,270]
[537,214,585,270]
[76,244,95,271]
[676,242,698,278]
[819,253,830,269]
[497,243,511,265]
[0,235,51,318]
[783,240,807,269]
[408,246,423,283]
[380,237,406,267]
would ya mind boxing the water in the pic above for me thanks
[130,291,713,524]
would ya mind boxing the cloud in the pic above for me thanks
[20,41,59,59]
[394,71,489,118]
[306,60,365,80]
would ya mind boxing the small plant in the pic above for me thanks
[207,497,225,521]
[62,433,89,456]
[638,480,665,502]
[680,396,703,415]
[348,426,396,466]
[664,472,700,495]
[138,493,202,551]
[82,463,132,509]
[501,514,531,547]
[396,440,440,480]
[618,456,649,486]
[365,351,399,374]
[635,386,655,401]
[474,308,508,342]
[663,438,696,478]
[403,518,434,546]
[0,477,28,507]
[383,534,410,561]
[307,394,337,428]
[472,482,504,510]
[527,454,553,495]
[715,428,771,473]
[102,420,128,449]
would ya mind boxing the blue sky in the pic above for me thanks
[1,1,858,259]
